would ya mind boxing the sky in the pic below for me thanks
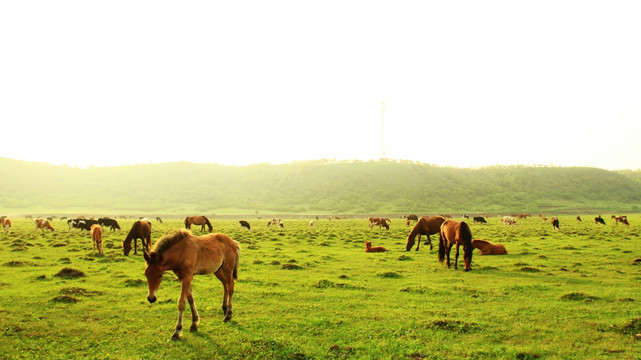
[1,1,641,170]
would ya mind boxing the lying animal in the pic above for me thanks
[365,241,388,253]
[471,239,507,255]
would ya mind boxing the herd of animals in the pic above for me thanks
[0,211,632,339]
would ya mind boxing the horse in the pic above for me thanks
[368,217,389,230]
[576,215,582,222]
[551,217,560,231]
[611,215,629,226]
[2,218,11,233]
[473,216,487,224]
[309,220,314,228]
[35,219,55,232]
[90,224,103,255]
[184,216,213,233]
[439,220,473,271]
[98,217,121,231]
[405,216,446,251]
[123,219,152,255]
[471,239,507,255]
[365,241,388,252]
[143,229,240,339]
[156,217,163,223]
[239,220,251,230]
[595,216,606,225]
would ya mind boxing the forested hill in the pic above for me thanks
[1,157,641,216]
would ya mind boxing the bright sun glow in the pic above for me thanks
[1,1,641,169]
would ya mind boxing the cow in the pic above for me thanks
[473,216,487,224]
[551,217,560,231]
[1,218,11,233]
[611,215,629,226]
[239,220,251,230]
[98,217,121,231]
[501,216,518,226]
[35,219,55,232]
[368,217,389,230]
[595,216,606,225]
[68,218,99,232]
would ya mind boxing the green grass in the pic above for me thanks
[1,216,640,359]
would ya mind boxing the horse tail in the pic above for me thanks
[460,221,473,259]
[204,217,213,232]
[233,240,240,281]
[438,230,446,264]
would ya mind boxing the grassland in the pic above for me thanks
[1,216,640,359]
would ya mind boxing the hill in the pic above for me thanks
[1,157,640,216]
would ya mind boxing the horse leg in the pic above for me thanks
[446,243,454,268]
[172,276,193,339]
[133,239,138,255]
[215,270,235,322]
[454,243,460,270]
[187,285,200,332]
[427,234,433,251]
[415,235,421,251]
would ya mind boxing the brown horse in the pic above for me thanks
[90,224,103,255]
[123,219,152,255]
[471,239,507,255]
[439,220,473,271]
[365,241,388,252]
[405,216,446,251]
[185,216,213,233]
[143,229,240,339]
[406,214,419,222]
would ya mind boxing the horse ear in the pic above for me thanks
[143,251,151,264]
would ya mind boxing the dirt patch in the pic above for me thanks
[632,258,641,265]
[123,279,146,287]
[427,319,480,333]
[60,287,103,297]
[520,267,541,273]
[377,271,402,278]
[561,292,599,302]
[54,268,86,279]
[4,261,35,267]
[281,263,303,270]
[51,295,80,303]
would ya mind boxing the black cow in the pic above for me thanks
[551,217,560,231]
[68,218,99,232]
[595,216,605,225]
[473,216,487,224]
[98,218,121,231]
[239,220,251,230]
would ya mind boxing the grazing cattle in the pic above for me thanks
[2,218,11,233]
[473,216,487,224]
[68,218,99,232]
[309,220,314,228]
[551,217,560,231]
[90,224,103,255]
[501,216,518,226]
[462,214,470,219]
[239,220,251,230]
[576,216,582,222]
[143,229,240,339]
[98,217,121,231]
[35,219,55,232]
[440,214,453,219]
[406,214,419,222]
[611,215,630,226]
[517,214,531,219]
[439,220,474,271]
[472,239,507,255]
[405,216,446,251]
[595,216,606,225]
[368,217,389,230]
[267,218,281,227]
[365,241,388,253]
[278,220,284,229]
[156,217,163,223]
[123,219,152,256]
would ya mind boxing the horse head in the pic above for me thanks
[405,234,415,251]
[143,251,164,304]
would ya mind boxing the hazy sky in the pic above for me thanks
[1,1,640,169]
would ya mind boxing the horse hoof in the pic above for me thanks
[171,333,181,341]
[190,325,198,332]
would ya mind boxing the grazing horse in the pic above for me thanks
[35,219,55,232]
[185,216,213,233]
[439,220,474,271]
[611,215,629,226]
[595,216,606,225]
[405,216,446,251]
[309,220,314,228]
[238,220,251,230]
[143,229,240,339]
[156,217,163,223]
[551,217,560,231]
[471,239,507,255]
[368,217,389,230]
[123,219,152,256]
[2,218,11,233]
[90,224,103,255]
[576,216,582,222]
[365,241,388,252]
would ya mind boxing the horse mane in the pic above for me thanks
[472,239,490,245]
[152,229,191,256]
